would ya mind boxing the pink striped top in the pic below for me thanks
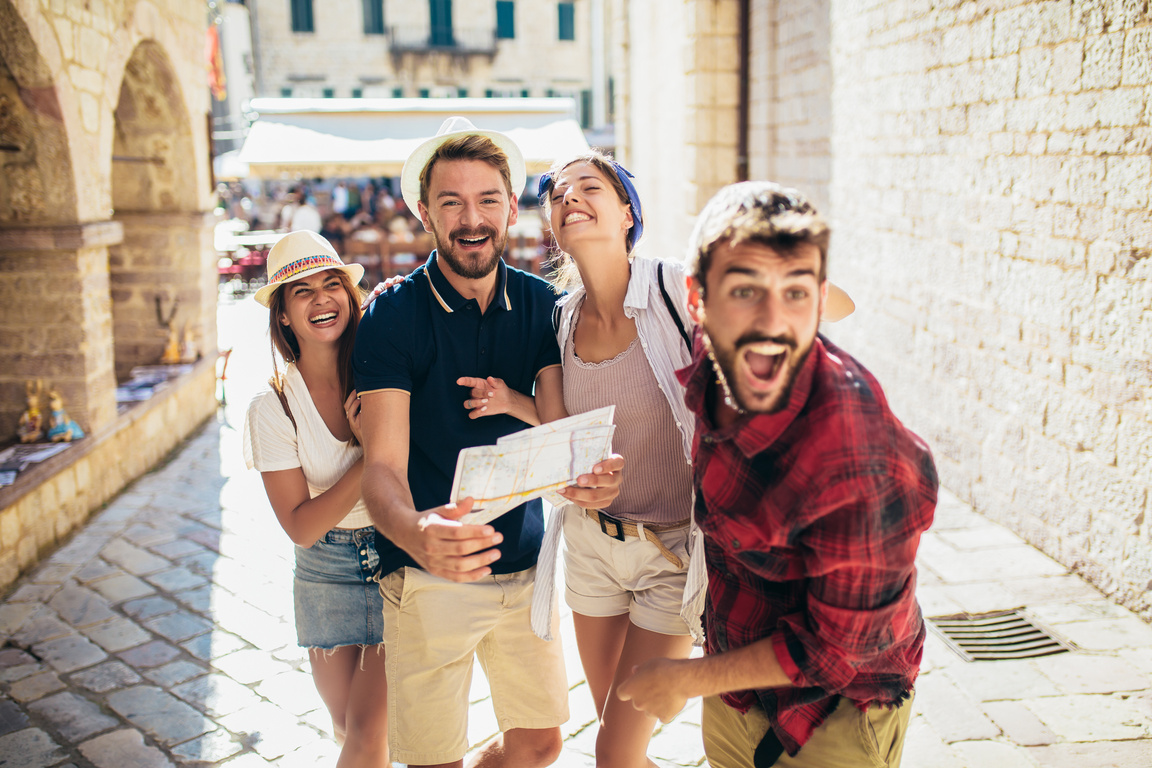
[563,303,693,525]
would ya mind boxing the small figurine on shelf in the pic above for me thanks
[45,388,85,443]
[18,379,44,443]
[160,323,182,364]
[180,323,199,364]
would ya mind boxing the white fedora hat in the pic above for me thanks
[400,116,526,215]
[253,230,364,308]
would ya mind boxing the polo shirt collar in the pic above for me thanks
[682,335,824,459]
[424,251,512,313]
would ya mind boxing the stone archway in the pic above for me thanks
[0,1,108,441]
[109,40,214,381]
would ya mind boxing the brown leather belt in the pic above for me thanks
[584,508,688,569]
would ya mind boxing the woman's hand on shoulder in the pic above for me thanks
[360,274,408,310]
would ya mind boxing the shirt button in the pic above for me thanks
[731,539,740,548]
[481,347,487,354]
[365,576,373,583]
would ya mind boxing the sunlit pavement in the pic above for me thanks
[0,292,1150,767]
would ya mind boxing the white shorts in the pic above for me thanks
[562,507,692,636]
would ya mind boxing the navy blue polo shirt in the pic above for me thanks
[353,252,562,577]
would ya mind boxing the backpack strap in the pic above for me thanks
[657,261,692,353]
[269,376,298,433]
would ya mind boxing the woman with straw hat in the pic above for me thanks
[243,230,389,767]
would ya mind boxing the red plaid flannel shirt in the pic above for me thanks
[678,334,937,756]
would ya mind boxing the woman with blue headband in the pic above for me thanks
[536,151,702,768]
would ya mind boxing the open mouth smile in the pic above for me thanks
[454,231,493,248]
[563,212,591,225]
[309,311,338,326]
[741,341,789,390]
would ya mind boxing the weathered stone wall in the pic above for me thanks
[251,0,594,99]
[616,0,1152,620]
[613,0,740,261]
[825,0,1152,617]
[0,0,219,594]
[0,224,121,438]
[747,2,832,212]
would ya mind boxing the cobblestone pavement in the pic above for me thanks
[1,296,1151,767]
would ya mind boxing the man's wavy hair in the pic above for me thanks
[688,182,830,293]
[418,134,513,207]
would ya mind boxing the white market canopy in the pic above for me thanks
[237,97,590,179]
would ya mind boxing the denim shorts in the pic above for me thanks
[294,526,384,649]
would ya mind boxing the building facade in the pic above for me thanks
[0,0,219,590]
[246,0,609,132]
[614,0,1152,621]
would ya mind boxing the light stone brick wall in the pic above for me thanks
[250,0,594,99]
[1,0,220,595]
[824,0,1152,619]
[616,0,1152,621]
[747,1,832,212]
[612,0,740,262]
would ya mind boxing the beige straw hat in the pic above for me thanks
[253,230,364,308]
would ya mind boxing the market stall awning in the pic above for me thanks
[237,97,590,179]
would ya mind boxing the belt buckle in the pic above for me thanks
[597,510,626,541]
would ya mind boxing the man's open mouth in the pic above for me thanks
[742,342,789,385]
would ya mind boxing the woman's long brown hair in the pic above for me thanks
[267,268,365,413]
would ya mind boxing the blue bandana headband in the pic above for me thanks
[538,159,644,247]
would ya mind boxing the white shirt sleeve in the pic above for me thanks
[242,390,301,472]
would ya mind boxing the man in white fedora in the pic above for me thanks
[352,117,624,767]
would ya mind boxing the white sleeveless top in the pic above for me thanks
[242,364,372,530]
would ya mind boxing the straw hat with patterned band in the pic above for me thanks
[400,116,527,216]
[253,230,364,308]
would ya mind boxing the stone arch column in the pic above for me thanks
[108,40,215,382]
[0,1,116,440]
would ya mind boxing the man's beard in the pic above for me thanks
[701,327,813,415]
[431,222,508,280]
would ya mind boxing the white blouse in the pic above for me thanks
[243,363,372,531]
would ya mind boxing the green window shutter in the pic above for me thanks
[496,1,515,39]
[362,0,384,34]
[558,2,574,40]
[291,0,314,33]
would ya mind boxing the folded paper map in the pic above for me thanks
[452,406,616,525]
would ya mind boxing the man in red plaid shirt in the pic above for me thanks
[618,182,937,767]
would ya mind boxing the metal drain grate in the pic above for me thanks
[926,608,1075,662]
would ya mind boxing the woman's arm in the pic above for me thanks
[258,390,366,547]
[260,458,364,547]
